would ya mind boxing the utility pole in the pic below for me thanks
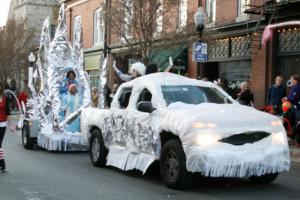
[103,0,109,58]
[197,0,204,79]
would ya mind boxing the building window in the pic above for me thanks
[94,8,105,46]
[278,28,300,54]
[219,61,251,90]
[50,24,56,39]
[231,35,251,57]
[208,38,230,60]
[206,0,216,22]
[177,0,187,31]
[88,70,100,88]
[154,0,163,37]
[121,0,133,40]
[238,0,248,16]
[73,16,82,42]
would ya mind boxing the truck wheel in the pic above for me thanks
[89,129,108,167]
[160,139,193,189]
[22,123,36,149]
[249,173,279,184]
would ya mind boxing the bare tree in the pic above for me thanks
[0,17,35,85]
[107,0,189,64]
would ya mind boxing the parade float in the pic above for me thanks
[81,72,290,189]
[21,4,91,151]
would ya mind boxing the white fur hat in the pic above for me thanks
[130,62,146,76]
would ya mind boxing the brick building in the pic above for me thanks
[61,0,300,107]
[59,0,106,87]
[197,0,300,107]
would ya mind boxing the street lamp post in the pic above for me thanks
[28,52,36,90]
[28,52,36,67]
[194,7,206,79]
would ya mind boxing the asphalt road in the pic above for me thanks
[1,129,300,200]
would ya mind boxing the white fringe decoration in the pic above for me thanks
[37,132,87,151]
[186,148,290,177]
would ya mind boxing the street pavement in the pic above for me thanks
[1,129,300,200]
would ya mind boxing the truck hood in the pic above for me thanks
[162,102,281,135]
[167,102,277,122]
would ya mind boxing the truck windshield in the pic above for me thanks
[161,85,233,105]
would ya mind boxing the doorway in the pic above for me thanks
[204,62,219,81]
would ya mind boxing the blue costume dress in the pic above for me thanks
[62,93,82,133]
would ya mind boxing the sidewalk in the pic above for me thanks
[290,147,300,162]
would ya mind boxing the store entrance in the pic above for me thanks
[204,62,219,81]
[277,55,300,86]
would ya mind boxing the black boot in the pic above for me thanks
[0,159,5,171]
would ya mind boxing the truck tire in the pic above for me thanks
[249,173,279,184]
[160,139,193,189]
[22,123,36,149]
[89,129,108,167]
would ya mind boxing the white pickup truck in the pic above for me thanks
[81,72,290,189]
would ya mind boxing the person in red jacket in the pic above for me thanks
[18,90,28,106]
[0,84,11,171]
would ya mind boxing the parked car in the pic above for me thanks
[81,72,290,189]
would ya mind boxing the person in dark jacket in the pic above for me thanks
[267,75,286,113]
[284,74,300,147]
[0,84,11,171]
[287,75,300,111]
[237,81,254,106]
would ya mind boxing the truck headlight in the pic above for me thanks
[271,120,282,126]
[192,122,218,129]
[272,131,286,144]
[195,134,221,146]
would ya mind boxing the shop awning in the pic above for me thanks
[84,53,101,71]
[149,44,188,71]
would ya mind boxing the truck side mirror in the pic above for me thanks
[138,101,155,113]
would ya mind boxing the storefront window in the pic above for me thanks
[278,28,300,53]
[88,70,100,88]
[219,60,251,90]
[277,29,300,85]
[278,56,300,85]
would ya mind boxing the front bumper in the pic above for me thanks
[184,143,290,178]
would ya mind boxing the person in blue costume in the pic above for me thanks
[60,70,79,95]
[62,84,82,133]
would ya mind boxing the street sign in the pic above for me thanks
[193,42,208,62]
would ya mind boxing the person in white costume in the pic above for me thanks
[113,62,146,82]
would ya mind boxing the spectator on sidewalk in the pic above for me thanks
[237,81,254,107]
[9,79,19,111]
[267,75,287,114]
[18,86,29,107]
[284,74,300,147]
[91,87,99,108]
